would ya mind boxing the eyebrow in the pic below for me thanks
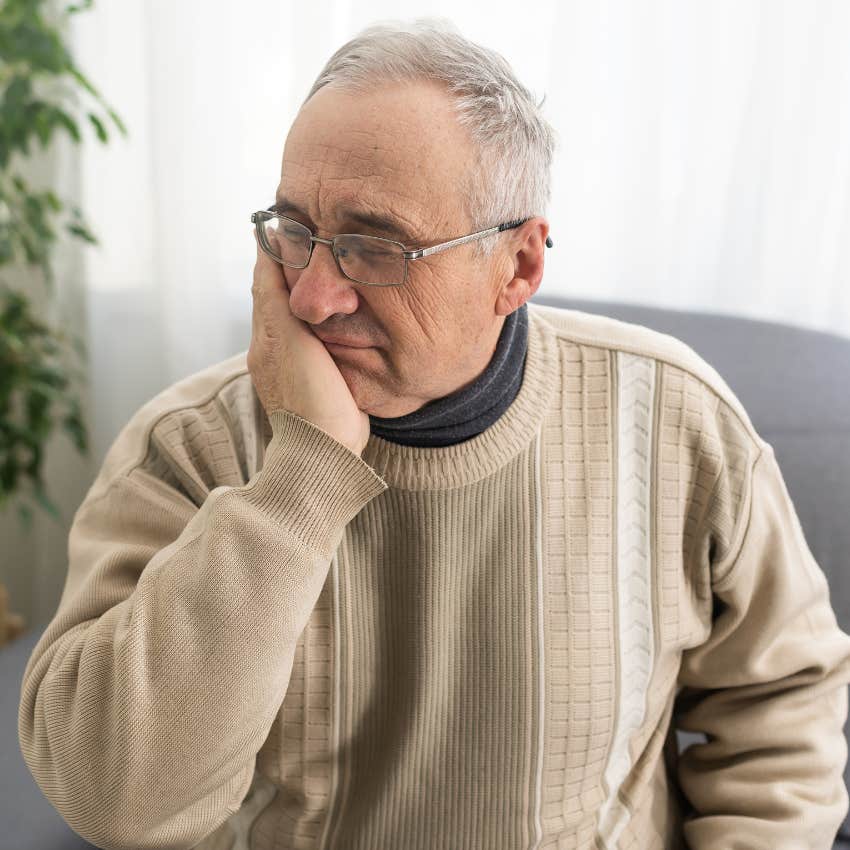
[273,195,418,245]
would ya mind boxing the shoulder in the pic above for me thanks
[528,301,764,450]
[88,351,257,504]
[528,302,767,577]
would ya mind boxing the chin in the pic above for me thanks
[337,362,420,418]
[350,384,398,418]
[338,368,378,410]
[366,397,427,418]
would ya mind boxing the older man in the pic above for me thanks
[18,17,850,850]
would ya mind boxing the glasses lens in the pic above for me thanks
[334,234,405,285]
[261,215,311,266]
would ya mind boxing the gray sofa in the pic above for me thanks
[3,294,849,849]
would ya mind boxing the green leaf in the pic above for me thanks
[4,75,33,109]
[65,0,94,14]
[65,222,98,244]
[106,106,128,137]
[44,190,62,212]
[33,105,53,147]
[66,66,99,100]
[62,406,88,453]
[87,112,107,143]
[1,0,117,517]
[53,109,81,143]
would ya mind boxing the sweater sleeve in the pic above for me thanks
[17,408,388,850]
[674,439,850,850]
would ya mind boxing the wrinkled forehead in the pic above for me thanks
[280,80,474,233]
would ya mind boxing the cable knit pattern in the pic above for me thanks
[595,352,657,848]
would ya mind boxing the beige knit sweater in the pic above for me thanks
[18,303,850,850]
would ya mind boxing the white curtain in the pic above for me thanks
[61,0,850,460]
[5,0,849,628]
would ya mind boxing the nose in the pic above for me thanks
[286,239,360,325]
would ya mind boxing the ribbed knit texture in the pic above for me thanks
[17,303,850,850]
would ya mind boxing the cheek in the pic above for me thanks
[405,266,459,323]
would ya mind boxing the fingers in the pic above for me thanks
[251,227,290,330]
[250,229,268,339]
[252,230,276,299]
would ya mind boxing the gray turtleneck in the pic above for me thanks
[367,302,529,447]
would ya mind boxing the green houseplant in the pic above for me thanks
[0,0,126,532]
[1,0,127,646]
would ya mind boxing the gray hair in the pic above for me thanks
[303,17,556,257]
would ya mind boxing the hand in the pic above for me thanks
[247,231,372,457]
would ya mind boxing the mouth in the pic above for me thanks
[323,341,373,353]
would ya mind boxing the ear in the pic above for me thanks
[494,217,550,316]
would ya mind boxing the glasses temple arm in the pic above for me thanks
[405,218,553,259]
[498,218,554,248]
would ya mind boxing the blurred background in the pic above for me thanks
[2,0,850,631]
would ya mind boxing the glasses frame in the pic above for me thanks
[250,205,552,287]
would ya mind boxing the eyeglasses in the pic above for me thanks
[250,205,554,287]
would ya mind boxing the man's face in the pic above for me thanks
[276,78,521,419]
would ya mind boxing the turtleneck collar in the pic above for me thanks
[367,302,529,448]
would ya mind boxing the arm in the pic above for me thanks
[674,440,850,850]
[17,408,387,850]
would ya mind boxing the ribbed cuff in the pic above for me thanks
[236,409,388,556]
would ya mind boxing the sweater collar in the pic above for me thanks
[367,303,529,448]
[361,302,559,491]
